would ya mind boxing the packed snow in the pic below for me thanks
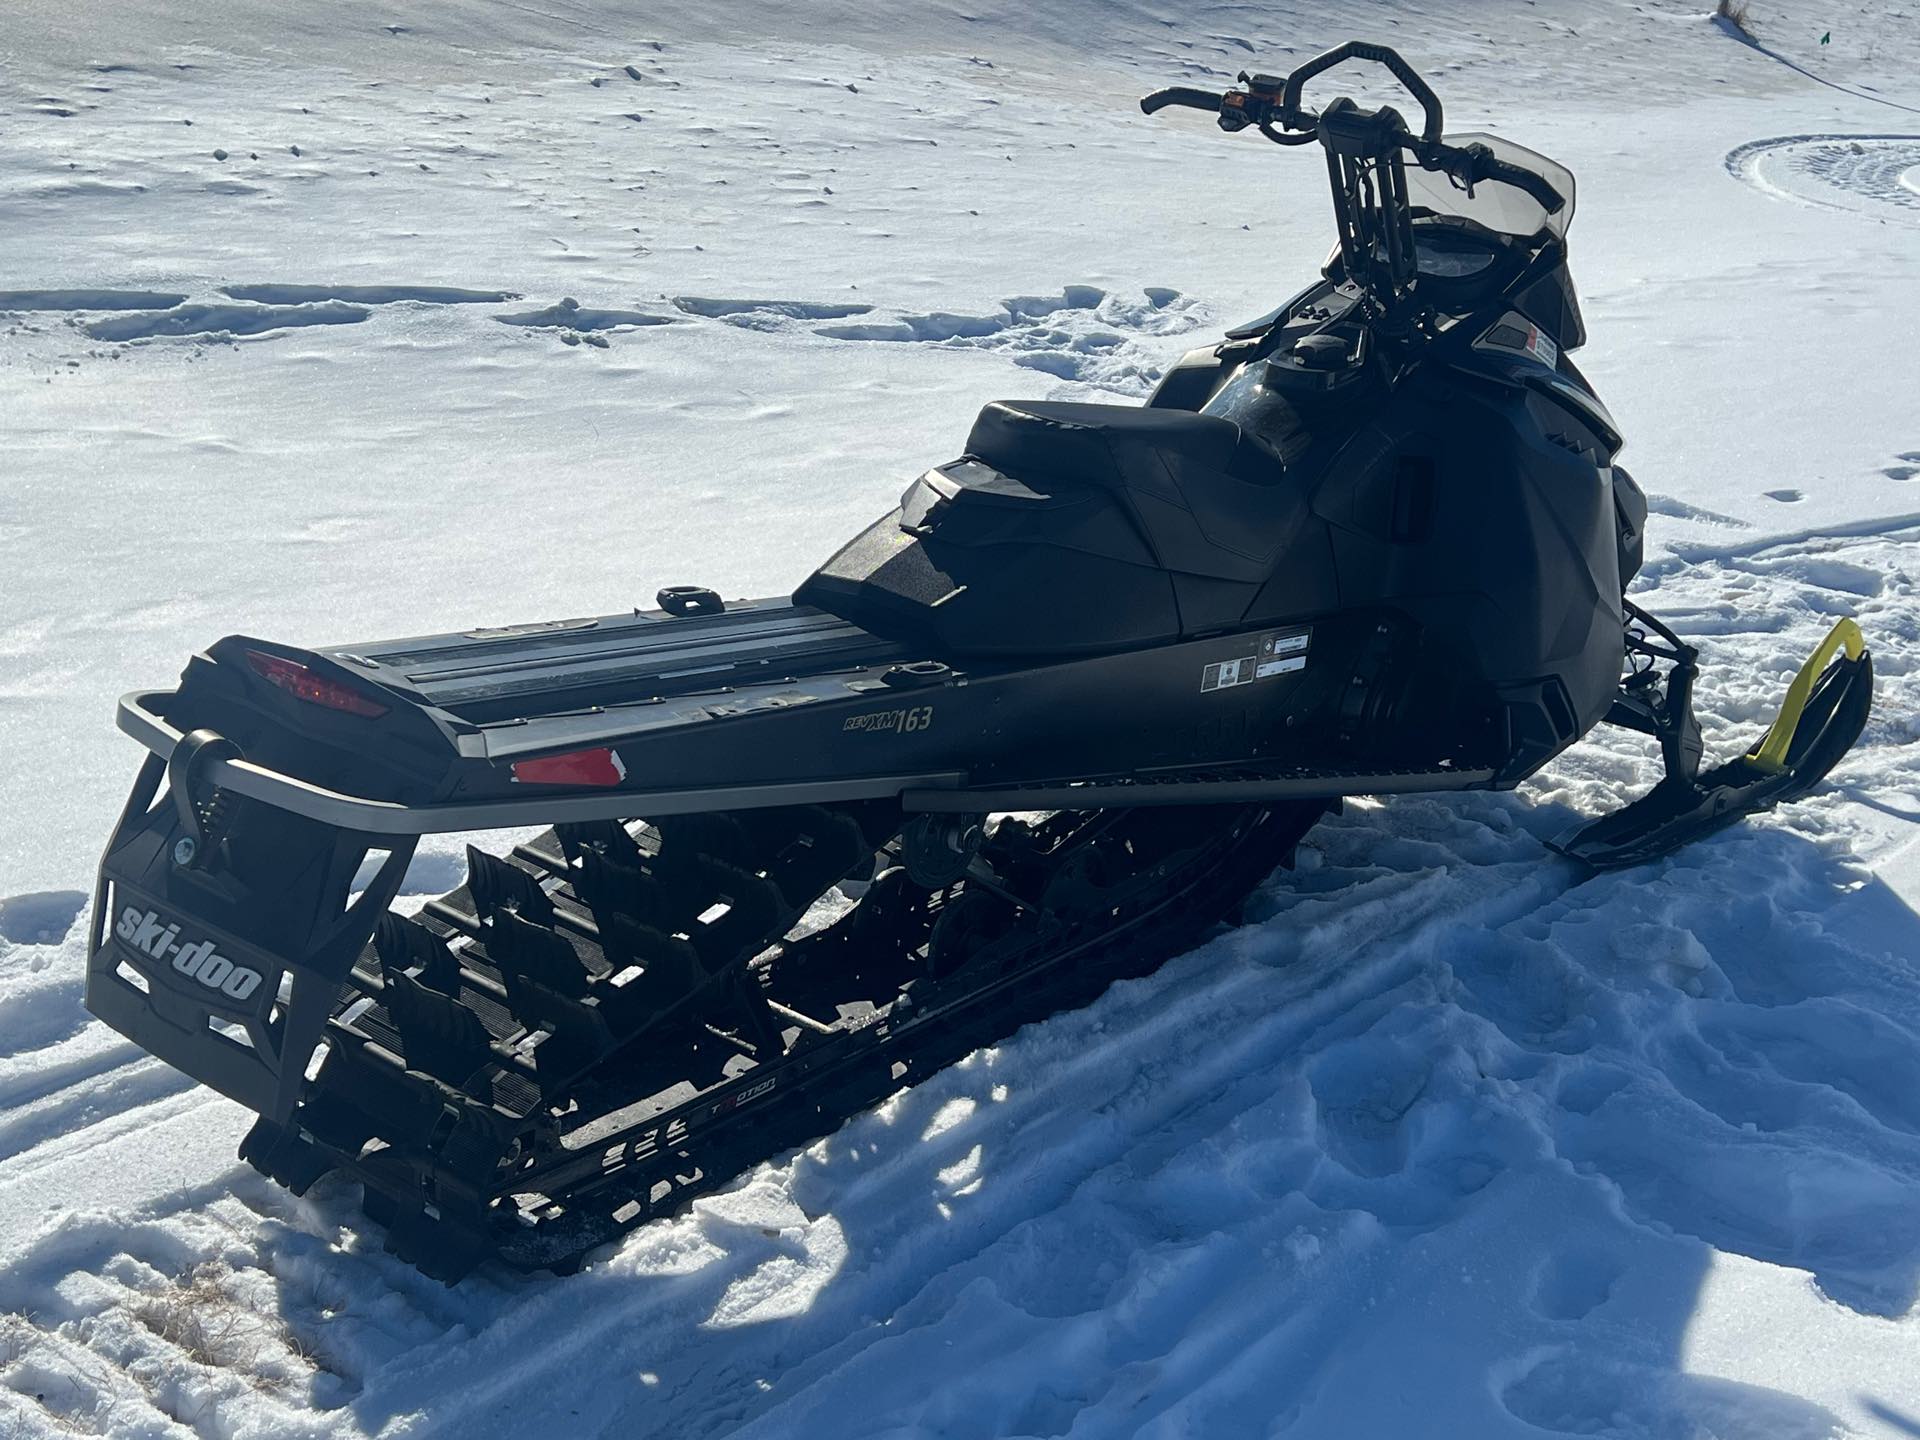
[1,0,1917,1435]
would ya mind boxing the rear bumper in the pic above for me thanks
[90,689,964,1125]
[86,751,417,1121]
[117,689,962,836]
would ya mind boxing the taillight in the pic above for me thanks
[245,650,389,718]
[510,747,627,787]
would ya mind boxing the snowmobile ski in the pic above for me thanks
[1554,617,1873,869]
[83,41,1873,1279]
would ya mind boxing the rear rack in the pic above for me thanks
[116,689,964,835]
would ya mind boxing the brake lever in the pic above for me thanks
[1221,71,1325,145]
[1417,140,1566,214]
[1141,74,1318,147]
[1216,88,1272,133]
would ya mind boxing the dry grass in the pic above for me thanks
[0,1311,37,1367]
[130,1260,308,1391]
[0,1278,316,1434]
[132,1263,243,1368]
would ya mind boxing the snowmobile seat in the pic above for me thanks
[961,400,1303,586]
[798,399,1316,657]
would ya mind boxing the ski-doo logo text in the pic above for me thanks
[843,705,934,735]
[115,907,263,1002]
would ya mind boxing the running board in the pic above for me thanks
[904,763,1496,812]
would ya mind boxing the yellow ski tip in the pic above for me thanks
[1745,617,1868,774]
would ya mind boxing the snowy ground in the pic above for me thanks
[2,1,1919,1435]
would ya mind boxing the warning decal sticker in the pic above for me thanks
[1202,627,1312,692]
[1201,656,1254,693]
[1256,655,1306,678]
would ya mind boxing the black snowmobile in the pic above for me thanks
[84,42,1873,1280]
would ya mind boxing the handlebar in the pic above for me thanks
[1139,86,1223,116]
[1139,42,1566,217]
[1430,142,1565,214]
[1281,39,1443,146]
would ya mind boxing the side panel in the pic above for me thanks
[1279,364,1623,777]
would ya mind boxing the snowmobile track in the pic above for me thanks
[207,799,1328,1280]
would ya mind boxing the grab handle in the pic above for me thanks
[1280,40,1443,144]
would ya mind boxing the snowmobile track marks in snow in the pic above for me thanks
[19,284,599,348]
[1726,134,1920,225]
[0,289,187,312]
[670,296,873,321]
[0,1182,474,1433]
[221,284,519,306]
[83,300,373,342]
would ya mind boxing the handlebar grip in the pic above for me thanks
[1415,140,1568,217]
[1280,40,1443,144]
[1140,87,1225,116]
[1480,156,1566,214]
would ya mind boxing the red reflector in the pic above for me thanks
[244,650,389,718]
[511,747,627,788]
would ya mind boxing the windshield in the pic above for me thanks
[1406,134,1575,241]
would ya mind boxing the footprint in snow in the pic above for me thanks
[84,300,370,342]
[1304,1039,1427,1181]
[1696,1006,1920,1139]
[1500,1350,1843,1439]
[671,296,873,329]
[34,285,533,347]
[1528,1247,1626,1321]
[223,283,517,305]
[494,297,674,337]
[809,284,1207,397]
[0,890,87,945]
[0,288,188,312]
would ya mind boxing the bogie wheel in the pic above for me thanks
[925,889,1018,982]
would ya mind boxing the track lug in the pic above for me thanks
[361,1185,491,1285]
[489,909,592,999]
[466,845,555,926]
[375,912,463,995]
[383,969,496,1091]
[237,1117,333,1194]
